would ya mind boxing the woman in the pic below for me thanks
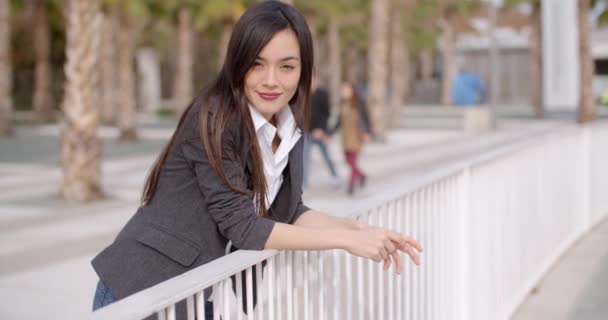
[91,1,422,318]
[335,81,371,195]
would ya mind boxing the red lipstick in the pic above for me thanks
[257,92,281,101]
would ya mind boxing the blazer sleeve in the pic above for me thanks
[290,137,310,223]
[180,129,275,250]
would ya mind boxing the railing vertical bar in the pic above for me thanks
[255,262,264,320]
[213,283,221,320]
[378,208,385,320]
[236,271,243,320]
[438,177,450,319]
[303,251,310,320]
[423,187,430,320]
[431,184,437,320]
[167,304,176,320]
[388,202,395,320]
[157,308,167,320]
[367,212,375,320]
[452,176,459,318]
[186,295,195,320]
[412,191,419,320]
[278,251,285,320]
[287,251,294,320]
[318,251,325,320]
[356,245,364,320]
[396,197,403,320]
[407,194,414,320]
[268,255,276,320]
[223,278,231,320]
[333,250,340,320]
[246,267,254,320]
[293,252,300,320]
[345,250,353,320]
[195,291,206,320]
[166,304,176,320]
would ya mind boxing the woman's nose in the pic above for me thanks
[262,68,278,88]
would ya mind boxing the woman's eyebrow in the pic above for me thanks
[256,56,300,62]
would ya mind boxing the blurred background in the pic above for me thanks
[1,0,608,319]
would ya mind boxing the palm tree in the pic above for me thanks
[116,3,138,141]
[529,1,543,118]
[504,0,543,118]
[388,0,414,128]
[578,0,595,123]
[61,0,103,201]
[32,0,54,123]
[0,0,14,136]
[173,4,194,116]
[99,5,119,125]
[367,0,390,140]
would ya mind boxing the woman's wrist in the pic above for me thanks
[334,228,354,250]
[344,217,367,230]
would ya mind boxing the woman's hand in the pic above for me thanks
[341,227,423,274]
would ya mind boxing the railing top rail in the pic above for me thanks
[91,122,605,319]
[91,249,277,320]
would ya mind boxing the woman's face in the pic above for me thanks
[341,83,353,100]
[244,29,301,121]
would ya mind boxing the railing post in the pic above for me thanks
[457,168,472,320]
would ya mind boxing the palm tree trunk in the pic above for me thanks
[441,20,455,106]
[99,8,119,125]
[420,49,434,81]
[173,6,194,117]
[117,8,138,141]
[389,6,409,128]
[367,0,389,140]
[0,0,14,135]
[529,3,544,119]
[33,0,54,123]
[218,20,233,68]
[61,0,102,201]
[578,0,595,123]
[345,42,359,83]
[328,19,341,112]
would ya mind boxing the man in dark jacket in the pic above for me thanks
[303,76,341,188]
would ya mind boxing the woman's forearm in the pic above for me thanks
[264,222,350,250]
[293,209,363,230]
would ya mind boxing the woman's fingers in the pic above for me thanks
[401,243,421,266]
[379,247,389,261]
[386,230,423,253]
[383,257,391,271]
[384,240,396,254]
[391,250,402,274]
[403,236,424,253]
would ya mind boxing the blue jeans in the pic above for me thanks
[92,280,214,319]
[303,133,338,186]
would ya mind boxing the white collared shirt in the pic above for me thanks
[248,104,302,210]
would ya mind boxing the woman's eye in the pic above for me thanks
[281,65,295,70]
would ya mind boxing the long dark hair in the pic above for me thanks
[142,1,313,217]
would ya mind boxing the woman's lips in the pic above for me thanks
[257,92,281,101]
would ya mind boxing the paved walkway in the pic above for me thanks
[512,218,608,320]
[0,111,606,319]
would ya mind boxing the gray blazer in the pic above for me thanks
[91,104,309,300]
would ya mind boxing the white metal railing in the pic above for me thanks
[91,123,608,320]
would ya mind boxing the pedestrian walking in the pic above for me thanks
[91,2,422,319]
[303,75,341,188]
[334,81,372,195]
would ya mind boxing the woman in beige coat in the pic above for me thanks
[335,81,371,195]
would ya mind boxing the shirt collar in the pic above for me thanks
[248,104,298,140]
